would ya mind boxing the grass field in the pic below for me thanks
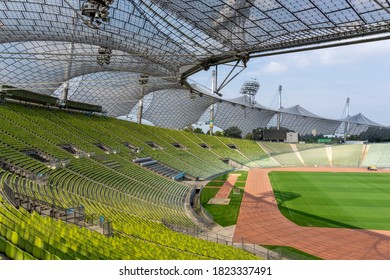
[200,187,243,227]
[201,170,247,227]
[269,171,390,230]
[262,245,322,260]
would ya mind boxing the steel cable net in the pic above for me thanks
[0,0,389,122]
[0,1,389,72]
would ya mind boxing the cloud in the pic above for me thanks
[262,61,288,74]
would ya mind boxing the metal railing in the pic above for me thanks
[2,177,113,237]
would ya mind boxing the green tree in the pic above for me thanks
[215,130,223,137]
[182,125,194,132]
[359,127,390,142]
[252,128,263,140]
[224,126,242,138]
[193,127,204,134]
[245,133,253,140]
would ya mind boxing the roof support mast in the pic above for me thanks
[343,97,350,143]
[137,74,149,124]
[60,16,77,106]
[277,85,282,130]
[209,68,217,135]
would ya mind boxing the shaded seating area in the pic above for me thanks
[133,157,186,181]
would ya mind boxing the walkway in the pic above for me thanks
[214,174,239,199]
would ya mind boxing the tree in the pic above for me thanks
[224,126,242,139]
[245,133,253,140]
[215,130,223,137]
[182,125,193,132]
[252,128,263,140]
[193,127,204,134]
[359,127,390,142]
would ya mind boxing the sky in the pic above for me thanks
[190,39,390,126]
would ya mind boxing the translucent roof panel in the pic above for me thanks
[280,113,341,136]
[279,105,320,118]
[0,1,389,79]
[133,89,216,129]
[212,101,276,136]
[52,72,181,117]
[0,41,177,96]
[337,113,385,135]
[1,0,390,124]
[341,113,383,126]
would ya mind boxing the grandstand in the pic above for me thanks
[331,144,364,167]
[0,102,262,260]
[2,102,390,260]
[295,144,331,167]
[361,144,390,168]
[259,142,304,167]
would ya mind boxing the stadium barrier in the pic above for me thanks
[172,227,286,260]
[187,187,214,228]
[2,177,113,237]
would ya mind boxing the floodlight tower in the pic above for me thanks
[239,79,260,107]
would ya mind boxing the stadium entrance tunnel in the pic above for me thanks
[220,158,245,169]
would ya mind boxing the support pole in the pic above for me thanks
[276,85,282,130]
[137,86,144,125]
[209,70,216,135]
[343,97,350,143]
[61,17,77,104]
[137,74,148,125]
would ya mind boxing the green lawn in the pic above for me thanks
[206,181,225,187]
[262,245,322,260]
[200,170,248,227]
[200,187,244,227]
[269,171,390,230]
[234,181,246,188]
[201,170,248,227]
[212,170,248,181]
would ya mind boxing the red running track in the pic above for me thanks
[233,167,390,260]
[214,174,239,199]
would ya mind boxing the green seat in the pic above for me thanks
[66,247,75,258]
[55,249,64,260]
[0,223,7,238]
[75,251,89,260]
[17,235,26,251]
[32,245,42,259]
[5,240,16,259]
[14,246,24,260]
[47,244,56,255]
[9,230,19,245]
[34,236,43,249]
[14,225,21,236]
[41,249,51,260]
[0,236,6,253]
[23,251,36,260]
[51,254,61,260]
[25,240,33,255]
[63,252,73,260]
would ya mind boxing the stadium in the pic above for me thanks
[0,0,390,261]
